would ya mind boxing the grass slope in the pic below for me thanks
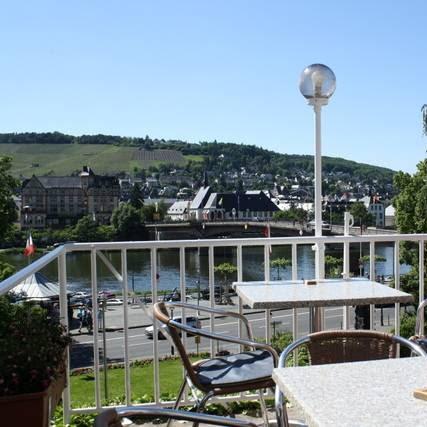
[0,143,201,176]
[70,358,195,407]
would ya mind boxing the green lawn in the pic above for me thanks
[70,358,198,408]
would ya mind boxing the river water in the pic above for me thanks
[1,242,411,294]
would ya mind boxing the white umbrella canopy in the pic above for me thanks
[11,272,61,300]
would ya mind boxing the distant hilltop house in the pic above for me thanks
[21,166,120,229]
[168,182,279,222]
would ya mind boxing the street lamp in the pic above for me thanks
[299,63,336,281]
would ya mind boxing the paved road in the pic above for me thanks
[70,305,398,369]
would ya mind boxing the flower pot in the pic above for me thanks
[0,371,66,427]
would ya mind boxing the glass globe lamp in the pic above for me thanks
[299,64,336,100]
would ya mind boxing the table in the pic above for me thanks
[273,357,427,427]
[232,279,413,331]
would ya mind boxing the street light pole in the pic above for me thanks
[312,99,326,280]
[299,64,336,332]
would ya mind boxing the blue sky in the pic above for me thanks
[0,1,426,172]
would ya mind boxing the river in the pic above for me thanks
[0,242,411,294]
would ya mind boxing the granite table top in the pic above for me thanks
[273,357,427,427]
[232,279,413,309]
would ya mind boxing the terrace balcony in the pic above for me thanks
[1,232,426,426]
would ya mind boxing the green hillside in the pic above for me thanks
[0,143,199,177]
[0,133,395,190]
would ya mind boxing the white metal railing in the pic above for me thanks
[1,233,426,424]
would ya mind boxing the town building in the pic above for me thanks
[21,166,120,229]
[361,195,385,228]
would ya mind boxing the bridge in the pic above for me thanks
[146,220,396,240]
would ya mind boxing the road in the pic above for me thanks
[70,305,398,369]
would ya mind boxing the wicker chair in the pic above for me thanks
[94,406,258,427]
[153,302,278,425]
[275,330,427,427]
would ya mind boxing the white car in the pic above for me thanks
[73,291,90,299]
[106,298,124,306]
[145,316,201,339]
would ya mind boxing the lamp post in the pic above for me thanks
[299,64,336,332]
[299,64,336,280]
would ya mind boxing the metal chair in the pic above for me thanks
[94,406,258,427]
[153,302,278,425]
[411,298,427,351]
[275,330,426,427]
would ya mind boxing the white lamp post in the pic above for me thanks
[299,64,336,281]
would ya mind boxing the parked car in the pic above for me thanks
[98,290,116,299]
[73,291,90,299]
[106,298,124,306]
[145,316,201,340]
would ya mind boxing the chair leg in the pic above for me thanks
[275,389,290,427]
[259,389,269,426]
[192,391,215,427]
[166,378,187,427]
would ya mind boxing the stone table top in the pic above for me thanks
[232,279,413,309]
[273,357,427,427]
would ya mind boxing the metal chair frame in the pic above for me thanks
[153,301,279,426]
[415,298,427,337]
[94,406,258,427]
[274,330,426,427]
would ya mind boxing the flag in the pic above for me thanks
[23,234,36,257]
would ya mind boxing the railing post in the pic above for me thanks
[342,240,350,329]
[208,246,215,357]
[419,240,425,336]
[394,241,401,339]
[180,247,187,357]
[292,243,298,366]
[151,247,160,404]
[90,247,101,409]
[264,244,271,343]
[369,241,375,329]
[121,249,131,406]
[237,245,243,351]
[58,251,70,425]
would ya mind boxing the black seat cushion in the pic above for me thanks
[195,350,274,387]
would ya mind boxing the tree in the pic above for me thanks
[325,255,342,278]
[129,183,144,209]
[393,160,427,302]
[349,202,373,232]
[111,203,146,240]
[214,262,237,304]
[270,257,291,280]
[0,261,15,281]
[73,215,100,242]
[0,157,18,241]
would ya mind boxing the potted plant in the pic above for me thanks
[0,295,71,427]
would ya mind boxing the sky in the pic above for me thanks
[0,1,426,173]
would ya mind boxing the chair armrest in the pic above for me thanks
[96,406,258,427]
[169,319,278,363]
[165,301,254,339]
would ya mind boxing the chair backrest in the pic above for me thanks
[153,302,203,389]
[280,329,426,368]
[307,330,397,365]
